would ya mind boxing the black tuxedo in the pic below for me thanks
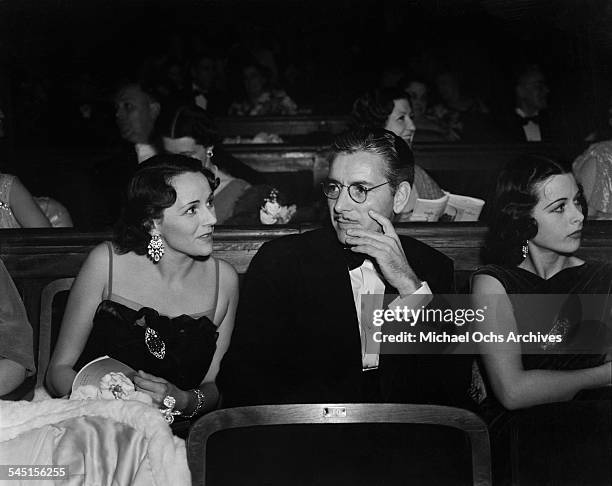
[218,226,471,408]
[495,109,560,142]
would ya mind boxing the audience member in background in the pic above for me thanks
[190,51,230,116]
[471,155,611,483]
[351,89,445,218]
[0,172,51,228]
[114,82,161,162]
[433,70,495,142]
[155,57,188,101]
[161,105,271,223]
[572,129,612,220]
[47,155,238,435]
[228,62,297,116]
[0,258,35,397]
[496,64,554,142]
[90,81,162,228]
[401,75,459,141]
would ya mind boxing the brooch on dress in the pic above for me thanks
[145,327,166,359]
[136,316,166,359]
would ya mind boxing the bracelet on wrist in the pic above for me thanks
[182,388,206,418]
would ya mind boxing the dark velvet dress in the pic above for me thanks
[75,244,220,387]
[73,246,220,436]
[472,261,612,484]
[74,298,219,391]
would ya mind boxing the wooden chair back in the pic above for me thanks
[187,403,492,486]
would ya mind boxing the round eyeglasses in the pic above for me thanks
[321,181,391,204]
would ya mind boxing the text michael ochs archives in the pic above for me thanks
[360,293,612,354]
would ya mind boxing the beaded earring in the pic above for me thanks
[147,234,165,263]
[521,240,529,259]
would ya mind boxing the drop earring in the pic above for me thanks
[147,234,165,263]
[521,240,529,259]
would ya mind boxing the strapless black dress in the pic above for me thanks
[75,300,219,390]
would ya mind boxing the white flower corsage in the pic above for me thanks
[259,188,297,225]
[71,372,152,405]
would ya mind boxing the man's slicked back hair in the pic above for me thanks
[330,127,415,190]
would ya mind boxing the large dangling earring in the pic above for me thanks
[521,240,529,259]
[147,234,164,263]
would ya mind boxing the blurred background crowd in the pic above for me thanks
[2,0,612,228]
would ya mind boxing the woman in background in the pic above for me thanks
[573,98,612,220]
[161,104,266,223]
[0,173,51,228]
[401,75,460,141]
[228,62,297,116]
[47,155,238,429]
[351,89,445,217]
[162,104,299,224]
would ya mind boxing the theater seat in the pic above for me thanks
[187,403,491,486]
[37,278,74,387]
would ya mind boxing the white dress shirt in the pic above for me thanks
[193,83,208,111]
[349,260,432,370]
[516,108,542,142]
[134,143,156,164]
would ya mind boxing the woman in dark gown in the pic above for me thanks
[47,154,238,425]
[471,154,611,484]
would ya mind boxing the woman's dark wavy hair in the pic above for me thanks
[485,154,587,265]
[330,127,415,190]
[162,104,220,147]
[350,88,409,129]
[114,154,218,255]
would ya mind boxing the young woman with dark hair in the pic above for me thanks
[47,154,238,427]
[471,154,611,484]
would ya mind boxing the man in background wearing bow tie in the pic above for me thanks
[498,64,557,142]
[218,128,470,408]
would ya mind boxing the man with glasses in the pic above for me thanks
[218,127,469,407]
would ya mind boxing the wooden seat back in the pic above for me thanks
[3,221,612,389]
[187,403,492,486]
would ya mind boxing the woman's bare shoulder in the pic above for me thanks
[471,273,507,294]
[214,258,239,293]
[84,242,113,269]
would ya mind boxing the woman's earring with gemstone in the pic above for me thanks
[521,240,529,259]
[147,234,165,263]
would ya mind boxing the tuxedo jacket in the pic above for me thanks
[495,109,560,142]
[218,226,472,408]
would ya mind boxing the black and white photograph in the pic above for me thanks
[1,1,611,484]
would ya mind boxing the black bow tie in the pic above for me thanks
[521,115,540,126]
[344,248,399,298]
[344,248,368,270]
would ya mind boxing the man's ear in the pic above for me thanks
[393,181,411,214]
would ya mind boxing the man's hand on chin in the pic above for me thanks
[344,210,421,296]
